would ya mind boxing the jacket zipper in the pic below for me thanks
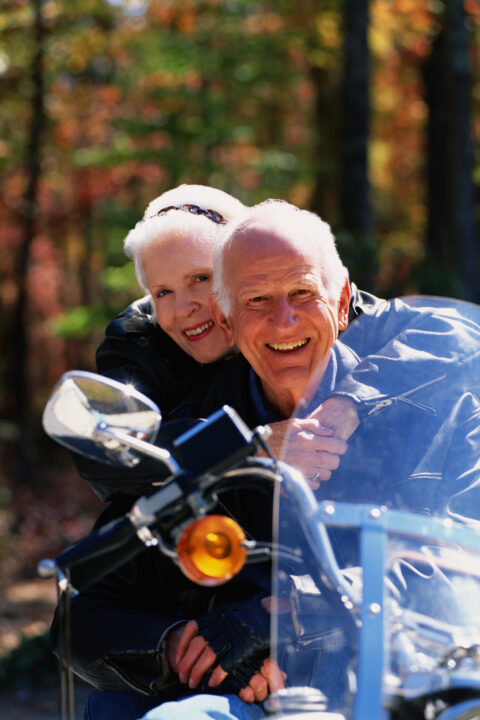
[366,373,447,416]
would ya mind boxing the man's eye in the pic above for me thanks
[195,275,210,283]
[249,296,267,305]
[293,289,311,298]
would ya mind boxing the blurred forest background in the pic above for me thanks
[0,0,479,704]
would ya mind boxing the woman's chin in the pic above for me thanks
[186,342,232,365]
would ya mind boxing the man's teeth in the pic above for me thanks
[267,338,309,352]
[185,321,214,337]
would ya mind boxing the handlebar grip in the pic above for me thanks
[55,516,146,592]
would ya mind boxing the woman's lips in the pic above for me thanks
[183,320,215,341]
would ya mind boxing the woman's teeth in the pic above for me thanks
[185,321,214,337]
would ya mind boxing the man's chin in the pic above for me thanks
[261,367,311,404]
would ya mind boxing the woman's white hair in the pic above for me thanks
[123,184,246,308]
[213,199,348,316]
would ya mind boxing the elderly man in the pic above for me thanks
[210,200,351,416]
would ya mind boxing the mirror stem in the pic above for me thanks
[95,424,181,475]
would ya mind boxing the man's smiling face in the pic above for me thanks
[213,225,350,416]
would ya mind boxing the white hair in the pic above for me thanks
[142,184,246,223]
[123,184,247,307]
[212,199,348,316]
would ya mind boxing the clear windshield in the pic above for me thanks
[271,297,480,719]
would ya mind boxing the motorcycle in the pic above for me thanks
[39,297,480,720]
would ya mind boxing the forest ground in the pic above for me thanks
[0,450,103,719]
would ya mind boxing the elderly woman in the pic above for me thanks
[97,184,245,408]
[76,185,250,501]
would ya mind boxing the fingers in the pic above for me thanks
[175,622,287,698]
[281,413,350,485]
[165,623,188,673]
[176,624,218,689]
[312,435,348,456]
[261,657,287,694]
[306,445,342,486]
[310,397,359,440]
[291,425,348,456]
[285,429,348,486]
[239,672,269,703]
[178,641,217,688]
[298,422,335,437]
[291,417,334,437]
[239,686,255,703]
[260,596,291,614]
[207,664,228,688]
[237,659,287,703]
[314,448,343,470]
[175,620,199,665]
[307,451,342,487]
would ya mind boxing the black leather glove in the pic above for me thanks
[195,593,270,676]
[214,650,268,694]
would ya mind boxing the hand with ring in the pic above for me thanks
[280,420,348,490]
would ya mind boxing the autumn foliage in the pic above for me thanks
[0,0,478,486]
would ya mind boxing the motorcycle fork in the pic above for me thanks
[56,574,75,720]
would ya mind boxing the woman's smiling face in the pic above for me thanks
[142,231,231,364]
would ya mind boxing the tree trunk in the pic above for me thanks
[339,0,374,288]
[423,0,478,301]
[309,63,342,226]
[11,0,45,483]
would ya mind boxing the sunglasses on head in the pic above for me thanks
[148,203,226,225]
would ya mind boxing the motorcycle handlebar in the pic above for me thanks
[51,516,146,592]
[39,407,271,594]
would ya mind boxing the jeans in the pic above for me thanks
[83,690,266,720]
[139,694,267,720]
[83,690,165,720]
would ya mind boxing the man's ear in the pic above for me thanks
[337,278,351,331]
[209,296,236,347]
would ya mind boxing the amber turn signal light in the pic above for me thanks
[177,515,247,586]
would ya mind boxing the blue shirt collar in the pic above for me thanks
[249,368,278,424]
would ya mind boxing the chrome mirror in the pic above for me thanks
[42,371,162,468]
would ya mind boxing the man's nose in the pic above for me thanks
[270,296,296,326]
